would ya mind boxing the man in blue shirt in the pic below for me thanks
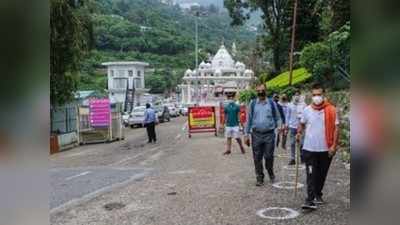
[244,83,282,186]
[143,103,157,143]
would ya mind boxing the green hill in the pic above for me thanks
[266,68,311,88]
[79,0,257,93]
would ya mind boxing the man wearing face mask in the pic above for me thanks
[244,83,282,186]
[296,83,339,210]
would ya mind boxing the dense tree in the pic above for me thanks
[50,0,92,106]
[224,0,322,75]
[330,0,350,31]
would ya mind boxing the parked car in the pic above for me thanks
[179,104,189,116]
[122,112,130,127]
[165,103,178,117]
[155,105,170,123]
[128,106,146,128]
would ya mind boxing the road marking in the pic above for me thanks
[283,165,306,170]
[50,172,148,214]
[110,146,160,166]
[140,151,163,166]
[272,181,304,190]
[175,134,182,140]
[169,170,196,175]
[65,171,92,181]
[256,207,300,220]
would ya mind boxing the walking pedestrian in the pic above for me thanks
[296,83,340,210]
[272,93,286,149]
[278,94,290,150]
[223,92,245,155]
[287,90,306,165]
[143,103,157,143]
[244,83,283,186]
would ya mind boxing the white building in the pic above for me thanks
[102,61,149,110]
[179,44,255,105]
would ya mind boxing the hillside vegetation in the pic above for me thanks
[266,68,311,88]
[79,0,257,94]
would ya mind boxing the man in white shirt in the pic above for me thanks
[297,83,339,210]
[287,90,306,165]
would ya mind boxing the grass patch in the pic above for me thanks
[266,68,311,88]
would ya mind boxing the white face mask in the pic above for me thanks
[312,96,324,105]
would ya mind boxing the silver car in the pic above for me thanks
[128,106,146,128]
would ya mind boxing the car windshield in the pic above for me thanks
[133,107,146,113]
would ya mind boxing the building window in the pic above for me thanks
[113,78,126,89]
[111,70,114,77]
[128,70,133,77]
[137,70,141,77]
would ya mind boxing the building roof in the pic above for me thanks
[101,61,149,67]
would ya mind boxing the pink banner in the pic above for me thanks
[89,98,111,128]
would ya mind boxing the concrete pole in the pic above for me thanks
[288,0,299,86]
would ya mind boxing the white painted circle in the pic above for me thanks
[256,207,300,220]
[283,165,306,170]
[272,181,304,190]
[276,154,290,158]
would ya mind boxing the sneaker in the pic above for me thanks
[256,180,264,186]
[314,196,325,205]
[302,201,317,210]
[223,151,231,155]
[288,160,296,165]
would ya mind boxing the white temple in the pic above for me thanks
[179,44,254,105]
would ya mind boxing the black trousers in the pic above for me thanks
[251,131,275,182]
[303,150,332,202]
[146,122,156,142]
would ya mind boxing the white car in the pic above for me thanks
[165,103,178,117]
[128,106,146,128]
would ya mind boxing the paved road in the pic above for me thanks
[50,116,349,225]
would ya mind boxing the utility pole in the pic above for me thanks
[195,11,199,69]
[288,0,298,86]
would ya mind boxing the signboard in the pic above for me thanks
[188,106,217,137]
[89,99,111,128]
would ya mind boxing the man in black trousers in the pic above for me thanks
[297,83,339,210]
[143,103,157,143]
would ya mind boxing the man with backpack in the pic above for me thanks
[244,83,283,186]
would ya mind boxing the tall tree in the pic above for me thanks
[50,0,92,106]
[224,0,290,74]
[224,0,322,74]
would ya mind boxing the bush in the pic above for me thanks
[238,89,257,104]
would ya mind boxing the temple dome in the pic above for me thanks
[211,45,235,69]
[185,69,193,76]
[244,69,254,76]
[235,61,245,70]
[199,61,206,69]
